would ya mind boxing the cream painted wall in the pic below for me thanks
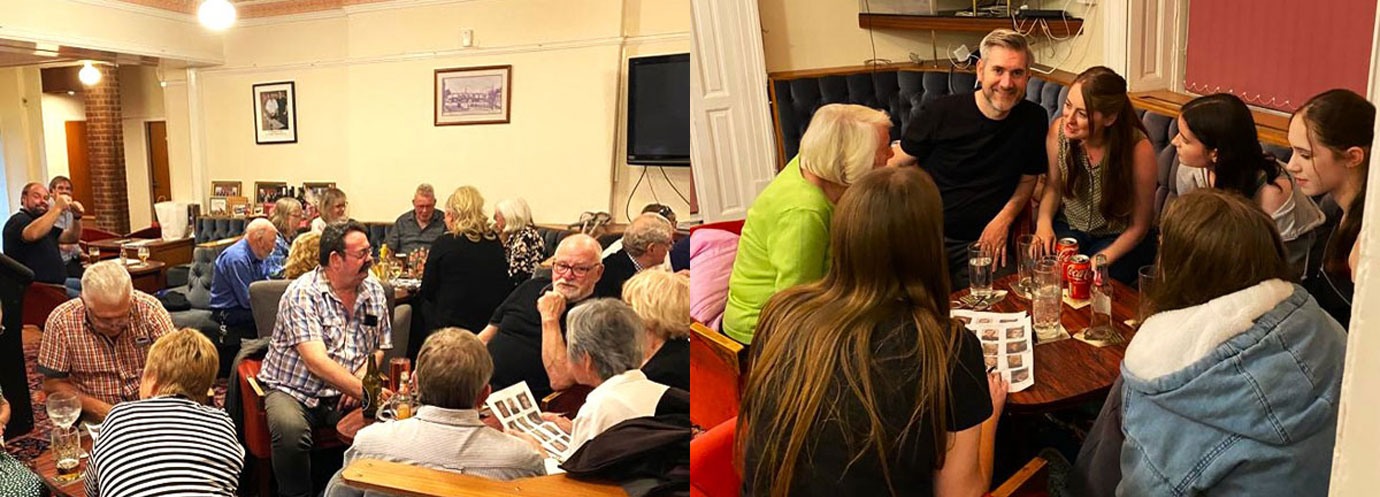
[0,0,222,65]
[0,67,47,219]
[757,0,1104,74]
[177,0,690,226]
[39,93,84,179]
[120,65,168,229]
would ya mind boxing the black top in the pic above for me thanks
[593,248,638,299]
[641,338,689,391]
[2,209,65,284]
[487,276,571,400]
[901,94,1049,241]
[1302,207,1353,329]
[417,233,515,334]
[742,312,992,497]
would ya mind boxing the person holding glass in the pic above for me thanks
[38,260,174,422]
[1033,67,1158,284]
[1116,190,1345,495]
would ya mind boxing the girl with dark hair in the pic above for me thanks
[1172,93,1325,275]
[1284,88,1373,327]
[1035,66,1157,283]
[737,167,1006,497]
[1117,189,1345,496]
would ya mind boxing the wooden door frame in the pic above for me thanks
[144,120,171,215]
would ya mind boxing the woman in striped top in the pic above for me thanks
[1035,67,1158,284]
[86,328,243,497]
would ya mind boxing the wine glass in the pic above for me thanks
[46,391,80,430]
[137,246,150,265]
[87,245,100,263]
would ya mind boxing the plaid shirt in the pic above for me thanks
[257,268,392,408]
[37,291,175,406]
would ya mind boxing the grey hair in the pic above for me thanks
[566,299,644,381]
[246,218,278,243]
[623,213,673,257]
[979,28,1035,67]
[415,183,435,199]
[493,197,534,235]
[81,260,133,306]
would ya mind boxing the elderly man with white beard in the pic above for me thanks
[480,234,606,400]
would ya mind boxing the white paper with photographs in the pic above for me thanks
[951,310,1035,392]
[485,381,574,461]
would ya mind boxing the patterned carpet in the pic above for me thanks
[5,328,229,464]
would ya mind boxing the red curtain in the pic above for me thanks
[1185,0,1376,112]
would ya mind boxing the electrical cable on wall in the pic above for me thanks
[625,166,648,223]
[861,0,892,68]
[660,166,691,205]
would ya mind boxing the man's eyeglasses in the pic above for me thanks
[553,262,600,278]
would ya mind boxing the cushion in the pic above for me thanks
[688,229,740,331]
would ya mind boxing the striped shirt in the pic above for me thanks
[85,396,244,497]
[258,267,392,407]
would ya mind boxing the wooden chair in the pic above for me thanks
[986,457,1049,497]
[237,358,346,497]
[689,322,747,430]
[689,418,738,497]
[340,458,627,496]
[541,384,593,418]
[21,282,68,330]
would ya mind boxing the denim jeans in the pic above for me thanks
[264,390,346,497]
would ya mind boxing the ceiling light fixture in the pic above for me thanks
[198,0,237,31]
[78,61,102,86]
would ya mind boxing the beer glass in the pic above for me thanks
[1032,257,1063,342]
[51,427,82,483]
[968,242,994,299]
[1016,234,1037,299]
[388,358,412,392]
[137,246,150,265]
[1137,265,1156,327]
[88,245,100,262]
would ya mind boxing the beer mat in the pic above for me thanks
[1124,318,1139,328]
[1062,289,1090,309]
[1035,324,1071,345]
[957,290,1008,309]
[1073,330,1115,347]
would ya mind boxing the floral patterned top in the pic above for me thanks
[503,226,545,281]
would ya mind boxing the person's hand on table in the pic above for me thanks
[540,412,573,433]
[379,388,395,404]
[1033,222,1057,258]
[987,371,1009,416]
[978,218,1012,267]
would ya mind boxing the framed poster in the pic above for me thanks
[434,65,511,126]
[253,81,297,144]
[211,181,242,197]
[209,197,229,216]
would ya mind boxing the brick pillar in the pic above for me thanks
[83,64,129,234]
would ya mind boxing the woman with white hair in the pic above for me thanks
[722,103,894,344]
[494,197,545,282]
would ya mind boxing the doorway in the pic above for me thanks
[145,121,170,213]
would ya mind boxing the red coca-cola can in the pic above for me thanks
[1056,238,1080,281]
[1066,254,1092,300]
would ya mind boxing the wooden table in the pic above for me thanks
[86,237,194,267]
[953,274,1140,412]
[342,459,627,497]
[29,434,93,497]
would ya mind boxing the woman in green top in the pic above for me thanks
[722,103,894,344]
[1035,67,1158,284]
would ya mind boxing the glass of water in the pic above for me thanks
[1136,265,1156,327]
[1032,257,1063,342]
[1016,234,1038,299]
[46,391,80,430]
[968,242,994,300]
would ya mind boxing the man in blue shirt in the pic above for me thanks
[209,219,279,342]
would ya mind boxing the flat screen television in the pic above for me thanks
[627,53,690,166]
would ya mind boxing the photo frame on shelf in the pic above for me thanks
[209,197,229,216]
[302,182,336,204]
[434,65,511,126]
[211,181,242,197]
[227,196,250,217]
[254,181,288,204]
[253,81,297,144]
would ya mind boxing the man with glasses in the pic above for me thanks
[592,212,673,298]
[480,234,604,400]
[384,183,445,254]
[3,182,84,295]
[37,260,174,422]
[257,220,393,497]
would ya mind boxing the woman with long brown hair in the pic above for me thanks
[1035,66,1157,283]
[1118,190,1345,496]
[736,166,1006,497]
[1284,88,1372,327]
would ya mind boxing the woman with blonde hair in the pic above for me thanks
[738,167,1004,497]
[282,231,321,280]
[494,197,545,281]
[310,187,348,233]
[723,103,894,344]
[622,269,689,390]
[267,197,304,278]
[414,186,514,359]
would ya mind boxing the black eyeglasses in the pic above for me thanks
[553,261,600,277]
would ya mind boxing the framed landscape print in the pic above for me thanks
[253,81,297,144]
[212,181,242,197]
[434,65,511,126]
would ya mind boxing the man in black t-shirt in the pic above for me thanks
[890,29,1048,287]
[3,182,84,290]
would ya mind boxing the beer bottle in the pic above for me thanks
[362,354,382,420]
[395,372,413,420]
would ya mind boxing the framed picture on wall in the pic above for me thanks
[209,197,229,216]
[434,65,511,126]
[212,181,242,197]
[253,81,297,144]
[254,181,288,204]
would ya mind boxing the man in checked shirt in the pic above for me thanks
[257,220,393,497]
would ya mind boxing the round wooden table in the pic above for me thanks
[124,260,167,293]
[952,274,1140,412]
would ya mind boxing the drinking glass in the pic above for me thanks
[51,427,82,483]
[1136,265,1156,327]
[388,357,412,392]
[118,244,129,265]
[87,246,100,262]
[137,246,150,265]
[968,242,994,300]
[1015,234,1038,299]
[1032,257,1063,342]
[47,392,80,430]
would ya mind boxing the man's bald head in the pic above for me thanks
[551,234,605,301]
[245,218,279,259]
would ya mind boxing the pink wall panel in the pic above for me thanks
[1185,0,1376,112]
